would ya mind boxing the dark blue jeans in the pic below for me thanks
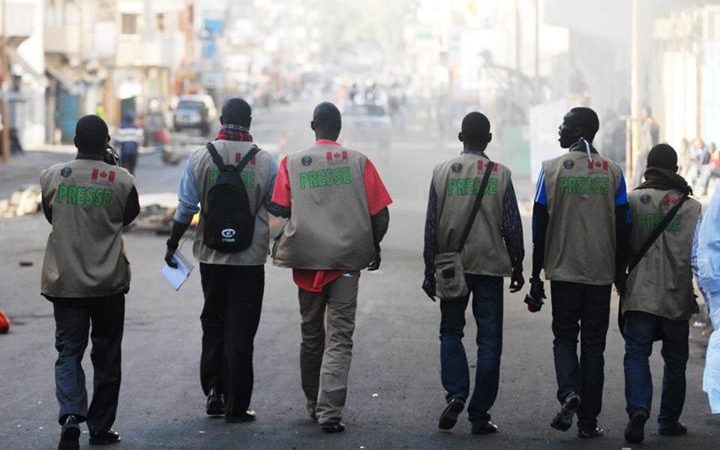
[440,274,503,423]
[623,311,689,426]
[550,281,611,430]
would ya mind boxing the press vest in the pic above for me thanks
[190,139,274,266]
[40,159,134,298]
[623,189,701,320]
[272,144,375,270]
[542,150,623,285]
[433,153,513,277]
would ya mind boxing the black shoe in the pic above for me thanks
[438,398,465,431]
[225,409,256,423]
[578,427,604,439]
[89,429,121,445]
[206,387,224,416]
[625,409,649,444]
[550,392,580,432]
[306,402,318,423]
[58,415,80,450]
[659,422,688,436]
[471,420,498,435]
[321,422,346,433]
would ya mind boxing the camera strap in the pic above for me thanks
[627,192,689,274]
[618,191,689,335]
[456,161,495,253]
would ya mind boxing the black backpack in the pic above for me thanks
[202,143,260,253]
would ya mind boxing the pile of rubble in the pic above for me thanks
[0,185,42,218]
[129,204,198,233]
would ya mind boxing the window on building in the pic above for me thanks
[121,13,139,35]
[156,13,166,32]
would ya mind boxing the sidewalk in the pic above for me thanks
[0,150,71,199]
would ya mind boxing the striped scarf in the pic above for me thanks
[216,124,253,142]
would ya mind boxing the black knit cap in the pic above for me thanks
[647,143,678,171]
[74,115,109,154]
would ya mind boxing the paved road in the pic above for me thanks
[1,103,718,449]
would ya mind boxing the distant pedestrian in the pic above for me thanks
[620,144,701,443]
[634,107,660,186]
[114,114,142,175]
[268,102,392,433]
[527,107,629,439]
[164,98,277,423]
[40,115,140,450]
[422,112,524,434]
[696,185,720,414]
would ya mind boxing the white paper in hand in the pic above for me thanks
[161,250,194,291]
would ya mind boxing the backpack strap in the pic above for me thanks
[206,143,261,172]
[206,143,230,171]
[235,145,260,172]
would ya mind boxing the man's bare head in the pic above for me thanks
[311,102,341,141]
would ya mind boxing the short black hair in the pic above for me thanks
[647,143,678,171]
[313,102,341,132]
[461,112,491,143]
[569,107,600,137]
[74,115,109,154]
[221,98,252,127]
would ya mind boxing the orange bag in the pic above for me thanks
[0,309,10,334]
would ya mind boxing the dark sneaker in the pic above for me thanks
[625,409,648,443]
[550,392,580,431]
[321,422,346,433]
[471,420,498,435]
[438,398,465,431]
[58,415,80,450]
[206,387,224,416]
[578,426,604,439]
[225,409,256,423]
[306,402,318,423]
[89,429,121,445]
[659,422,688,436]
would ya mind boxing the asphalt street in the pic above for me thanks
[1,102,718,449]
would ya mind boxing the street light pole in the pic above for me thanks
[1,0,9,163]
[629,0,641,185]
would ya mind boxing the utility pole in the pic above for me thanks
[1,0,9,163]
[629,0,641,185]
[535,0,540,80]
[515,0,521,71]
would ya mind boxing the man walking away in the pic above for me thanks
[697,185,720,415]
[268,102,392,433]
[527,107,630,439]
[41,115,140,450]
[422,112,525,434]
[164,98,277,423]
[621,144,701,444]
[114,114,142,175]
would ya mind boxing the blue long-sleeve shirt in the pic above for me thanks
[423,174,525,282]
[174,151,278,224]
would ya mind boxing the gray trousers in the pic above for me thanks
[298,273,359,425]
[53,295,124,431]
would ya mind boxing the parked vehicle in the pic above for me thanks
[342,103,392,150]
[143,111,170,149]
[173,95,217,135]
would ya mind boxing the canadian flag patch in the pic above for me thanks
[235,153,256,165]
[91,168,115,182]
[588,160,609,171]
[326,151,349,165]
[477,160,499,173]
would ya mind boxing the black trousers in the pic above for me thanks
[550,281,611,430]
[53,295,124,432]
[199,263,264,418]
